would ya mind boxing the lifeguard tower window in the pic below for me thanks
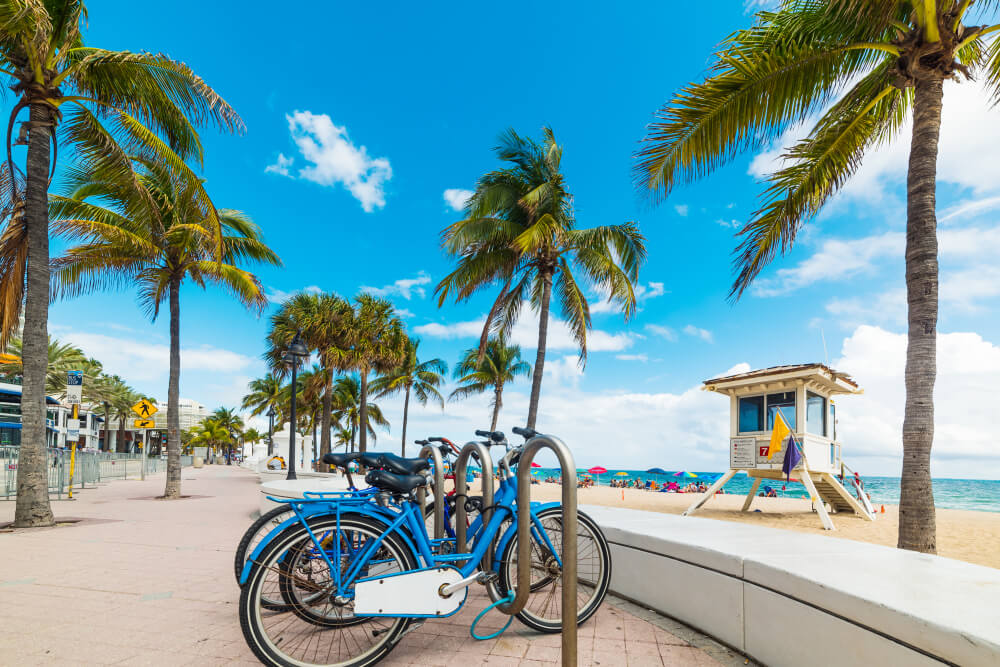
[766,392,796,430]
[738,395,764,432]
[806,391,826,436]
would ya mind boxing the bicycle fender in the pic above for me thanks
[492,501,562,568]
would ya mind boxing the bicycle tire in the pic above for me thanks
[497,507,611,633]
[234,506,295,585]
[239,513,416,667]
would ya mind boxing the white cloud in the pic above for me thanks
[753,232,903,296]
[835,326,1000,477]
[361,271,431,300]
[683,325,713,343]
[590,281,665,314]
[266,285,323,305]
[826,288,906,329]
[413,304,634,353]
[939,196,1000,225]
[674,204,689,217]
[265,153,293,176]
[395,308,415,319]
[443,188,473,212]
[646,324,678,342]
[59,332,256,383]
[270,110,392,212]
[304,285,322,294]
[715,219,741,229]
[615,354,649,362]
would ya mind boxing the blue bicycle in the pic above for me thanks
[237,428,611,667]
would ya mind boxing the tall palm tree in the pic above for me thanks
[265,292,351,460]
[436,128,646,429]
[450,337,531,432]
[343,295,405,453]
[0,0,241,527]
[190,417,230,463]
[51,160,280,498]
[632,0,1000,554]
[331,374,389,452]
[371,338,447,457]
[240,372,285,437]
[211,406,243,463]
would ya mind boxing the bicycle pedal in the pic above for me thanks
[476,571,499,585]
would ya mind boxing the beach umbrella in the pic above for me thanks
[646,467,668,474]
[614,471,629,476]
[531,461,542,468]
[673,470,698,478]
[587,466,607,485]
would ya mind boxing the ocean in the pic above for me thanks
[531,468,1000,514]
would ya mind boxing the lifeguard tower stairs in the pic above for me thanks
[684,364,875,530]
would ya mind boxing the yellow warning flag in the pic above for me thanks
[767,410,791,460]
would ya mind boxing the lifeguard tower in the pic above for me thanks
[683,364,875,530]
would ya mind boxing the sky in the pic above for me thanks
[35,0,1000,478]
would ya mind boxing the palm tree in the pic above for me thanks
[241,373,285,421]
[1,336,88,395]
[371,338,446,457]
[265,293,351,461]
[211,407,244,464]
[331,374,389,452]
[632,1,1000,554]
[343,295,405,453]
[190,417,230,463]
[51,160,280,498]
[450,337,531,432]
[436,128,646,429]
[0,1,241,527]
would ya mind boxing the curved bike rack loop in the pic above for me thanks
[497,433,578,667]
[453,441,495,566]
[416,444,446,540]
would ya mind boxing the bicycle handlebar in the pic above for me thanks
[512,426,537,439]
[414,439,429,446]
[475,429,505,442]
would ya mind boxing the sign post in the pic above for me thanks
[131,399,158,481]
[66,371,83,499]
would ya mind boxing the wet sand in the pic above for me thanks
[523,483,1000,570]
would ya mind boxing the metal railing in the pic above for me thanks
[0,446,192,499]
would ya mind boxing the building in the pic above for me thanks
[150,398,208,432]
[0,380,102,449]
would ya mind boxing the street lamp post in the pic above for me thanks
[227,429,234,465]
[282,332,308,481]
[266,406,275,457]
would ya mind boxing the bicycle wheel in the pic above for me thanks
[496,507,611,633]
[239,514,416,667]
[234,506,295,584]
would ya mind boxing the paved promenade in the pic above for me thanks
[0,465,742,666]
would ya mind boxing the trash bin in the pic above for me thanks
[193,456,204,468]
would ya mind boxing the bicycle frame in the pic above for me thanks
[240,464,563,618]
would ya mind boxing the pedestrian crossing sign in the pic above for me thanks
[131,399,158,418]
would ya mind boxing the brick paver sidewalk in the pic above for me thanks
[0,465,743,666]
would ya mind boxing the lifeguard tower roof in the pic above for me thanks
[703,363,861,396]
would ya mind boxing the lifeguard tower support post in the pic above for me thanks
[683,364,875,530]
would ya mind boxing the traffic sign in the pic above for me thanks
[133,418,155,429]
[66,370,83,405]
[131,399,158,418]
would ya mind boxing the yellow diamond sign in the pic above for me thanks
[131,399,158,418]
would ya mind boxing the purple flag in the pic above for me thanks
[781,437,801,481]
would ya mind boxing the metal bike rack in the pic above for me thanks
[416,444,446,540]
[496,433,578,667]
[452,441,494,565]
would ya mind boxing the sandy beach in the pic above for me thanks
[523,483,1000,570]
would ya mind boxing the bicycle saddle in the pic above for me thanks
[322,452,359,467]
[357,452,385,469]
[365,469,427,495]
[378,452,430,476]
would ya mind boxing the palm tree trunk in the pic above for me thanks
[117,416,126,453]
[320,371,333,461]
[359,371,370,453]
[164,277,182,498]
[401,385,410,457]
[490,385,502,431]
[526,269,552,429]
[898,78,942,554]
[13,104,55,527]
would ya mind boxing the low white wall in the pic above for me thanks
[582,505,1000,667]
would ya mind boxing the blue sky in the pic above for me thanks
[42,0,1000,477]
